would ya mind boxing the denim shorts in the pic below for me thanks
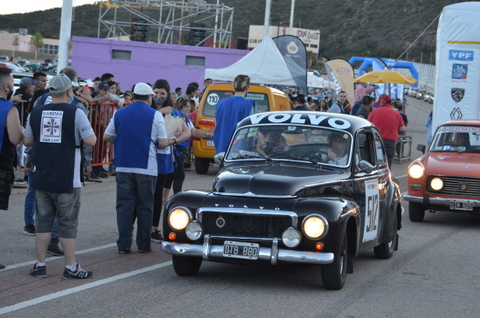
[35,188,81,238]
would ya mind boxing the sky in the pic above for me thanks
[3,0,97,15]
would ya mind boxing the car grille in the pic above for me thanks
[426,175,480,197]
[200,211,293,238]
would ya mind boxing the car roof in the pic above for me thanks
[237,111,375,134]
[440,119,480,126]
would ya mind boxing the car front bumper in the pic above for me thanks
[404,194,480,208]
[161,235,334,266]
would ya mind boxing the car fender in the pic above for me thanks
[381,181,402,243]
[294,197,361,256]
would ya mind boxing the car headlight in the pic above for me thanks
[168,208,191,231]
[303,215,327,239]
[408,163,424,179]
[430,177,443,191]
[282,227,302,248]
[185,221,203,240]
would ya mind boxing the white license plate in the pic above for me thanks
[449,199,474,211]
[207,140,215,147]
[223,241,259,260]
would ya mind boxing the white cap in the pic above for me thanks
[133,82,154,95]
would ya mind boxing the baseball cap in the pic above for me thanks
[48,74,72,93]
[380,94,392,104]
[20,77,38,86]
[133,82,154,95]
[98,82,109,90]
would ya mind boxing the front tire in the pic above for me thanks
[409,202,425,222]
[374,211,398,259]
[195,157,210,174]
[322,231,348,290]
[172,255,202,276]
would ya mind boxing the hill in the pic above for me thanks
[0,0,471,63]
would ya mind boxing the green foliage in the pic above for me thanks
[31,31,44,49]
[12,35,19,47]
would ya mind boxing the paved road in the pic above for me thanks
[2,97,479,317]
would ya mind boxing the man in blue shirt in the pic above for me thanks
[213,75,254,154]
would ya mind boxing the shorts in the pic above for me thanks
[35,188,81,238]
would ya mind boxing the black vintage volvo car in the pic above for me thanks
[161,111,403,290]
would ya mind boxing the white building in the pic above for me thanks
[248,25,320,54]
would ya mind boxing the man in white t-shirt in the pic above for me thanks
[24,74,97,279]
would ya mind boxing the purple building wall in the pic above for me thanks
[71,36,248,93]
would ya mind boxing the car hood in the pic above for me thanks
[213,163,347,196]
[423,153,480,176]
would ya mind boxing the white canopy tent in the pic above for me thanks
[205,35,297,86]
[205,35,334,89]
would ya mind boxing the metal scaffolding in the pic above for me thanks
[96,0,234,47]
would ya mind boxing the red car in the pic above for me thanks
[404,119,480,221]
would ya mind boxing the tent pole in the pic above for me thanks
[264,0,271,38]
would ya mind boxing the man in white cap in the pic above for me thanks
[24,74,97,279]
[104,82,173,254]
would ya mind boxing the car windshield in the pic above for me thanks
[430,125,480,153]
[202,90,270,116]
[225,124,352,167]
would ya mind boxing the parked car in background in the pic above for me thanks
[407,87,417,97]
[0,55,9,61]
[423,91,432,103]
[1,62,26,72]
[415,89,427,99]
[162,111,403,290]
[38,62,53,71]
[429,92,434,104]
[405,120,480,222]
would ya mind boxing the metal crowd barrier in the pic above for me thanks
[395,135,412,163]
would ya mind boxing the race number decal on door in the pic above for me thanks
[207,93,220,106]
[363,179,379,242]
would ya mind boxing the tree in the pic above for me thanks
[31,31,44,60]
[12,35,19,58]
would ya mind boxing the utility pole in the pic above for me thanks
[58,0,73,73]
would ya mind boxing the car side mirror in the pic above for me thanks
[214,152,225,165]
[358,160,374,174]
[417,144,426,154]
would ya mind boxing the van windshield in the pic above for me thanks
[202,90,269,116]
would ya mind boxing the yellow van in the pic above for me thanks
[192,83,293,174]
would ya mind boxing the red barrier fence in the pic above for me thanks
[89,102,133,166]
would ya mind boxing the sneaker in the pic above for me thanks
[89,173,99,180]
[0,263,5,269]
[151,230,163,242]
[14,178,27,185]
[30,263,47,278]
[99,173,108,178]
[62,264,93,279]
[138,247,152,253]
[23,224,36,236]
[47,244,64,256]
[118,249,131,254]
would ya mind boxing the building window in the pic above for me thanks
[310,44,318,49]
[186,56,205,66]
[39,44,58,54]
[112,50,131,60]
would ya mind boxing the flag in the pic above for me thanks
[273,35,307,95]
[323,57,355,105]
